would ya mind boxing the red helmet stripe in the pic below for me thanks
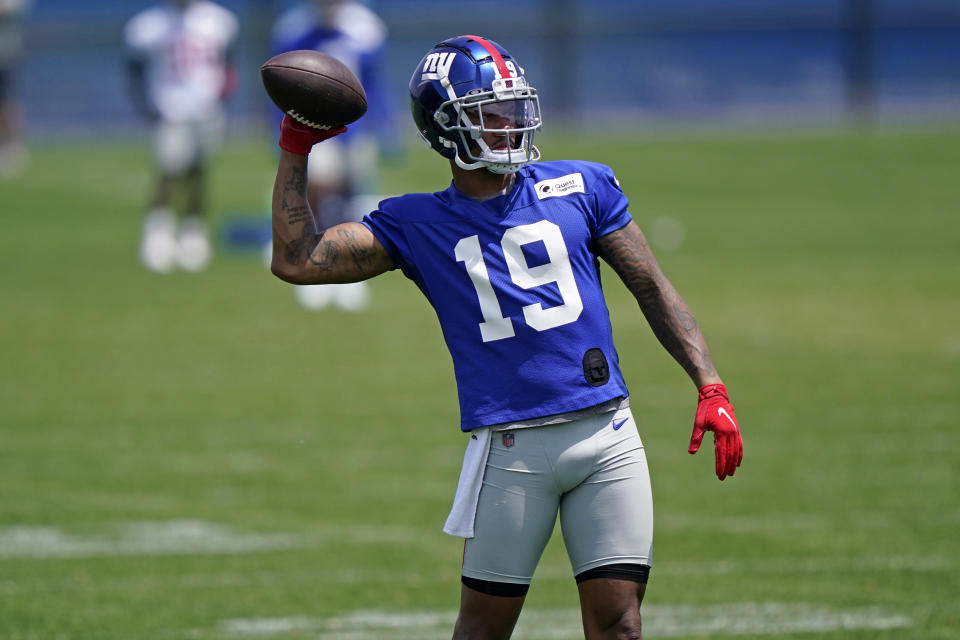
[461,35,512,79]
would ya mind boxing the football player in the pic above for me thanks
[124,0,238,273]
[0,0,30,177]
[269,0,397,310]
[269,35,744,640]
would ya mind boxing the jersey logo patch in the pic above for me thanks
[502,433,515,448]
[534,173,585,200]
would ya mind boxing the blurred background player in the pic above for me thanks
[0,0,30,177]
[124,0,238,273]
[269,0,396,310]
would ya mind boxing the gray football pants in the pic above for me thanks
[462,406,654,585]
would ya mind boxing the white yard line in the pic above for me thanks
[0,522,950,583]
[221,603,911,639]
[0,520,416,558]
[0,520,923,637]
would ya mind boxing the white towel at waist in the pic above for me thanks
[443,427,491,538]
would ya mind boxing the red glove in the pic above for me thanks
[688,383,743,480]
[278,115,347,156]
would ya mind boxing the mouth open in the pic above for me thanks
[490,133,520,151]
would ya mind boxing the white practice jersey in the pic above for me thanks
[123,1,238,122]
[0,0,31,64]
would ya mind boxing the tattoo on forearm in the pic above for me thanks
[284,229,321,265]
[284,166,306,195]
[278,164,321,265]
[648,288,717,380]
[599,223,718,381]
[274,162,387,279]
[280,168,312,227]
[284,202,312,226]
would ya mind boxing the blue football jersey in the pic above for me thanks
[362,160,633,431]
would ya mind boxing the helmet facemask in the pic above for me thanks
[435,76,542,174]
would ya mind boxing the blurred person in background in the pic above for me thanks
[270,35,743,639]
[269,0,396,311]
[0,0,30,178]
[124,0,238,273]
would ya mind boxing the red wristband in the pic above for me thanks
[278,115,347,156]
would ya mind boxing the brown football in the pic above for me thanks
[260,50,367,130]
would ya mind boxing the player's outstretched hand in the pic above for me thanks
[278,115,347,156]
[688,383,743,480]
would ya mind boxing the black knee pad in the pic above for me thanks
[461,575,530,597]
[575,563,651,585]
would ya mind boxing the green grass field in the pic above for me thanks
[1,125,957,639]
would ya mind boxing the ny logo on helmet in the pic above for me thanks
[421,52,456,81]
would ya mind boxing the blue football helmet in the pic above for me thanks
[409,35,541,174]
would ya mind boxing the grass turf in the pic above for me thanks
[0,125,957,638]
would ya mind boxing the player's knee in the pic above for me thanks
[453,578,526,640]
[451,619,515,640]
[597,609,642,640]
[452,607,521,640]
[581,597,644,639]
[576,566,647,639]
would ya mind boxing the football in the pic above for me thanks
[260,50,367,130]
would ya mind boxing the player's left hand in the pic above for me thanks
[278,114,347,156]
[688,383,743,480]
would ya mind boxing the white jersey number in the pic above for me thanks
[454,220,584,342]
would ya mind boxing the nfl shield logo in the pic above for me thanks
[502,433,515,448]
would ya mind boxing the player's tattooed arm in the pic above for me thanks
[306,223,393,280]
[597,221,721,387]
[270,151,393,284]
[277,165,320,265]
